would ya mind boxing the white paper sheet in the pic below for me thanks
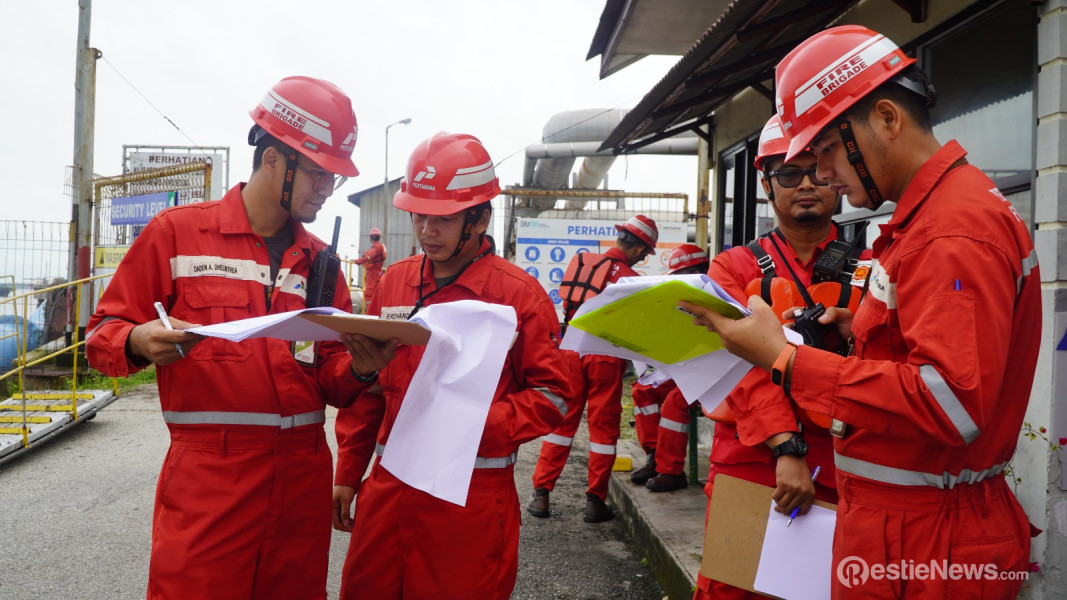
[187,306,350,342]
[379,300,517,507]
[752,500,836,600]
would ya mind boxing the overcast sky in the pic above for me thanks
[3,1,695,255]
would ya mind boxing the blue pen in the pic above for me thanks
[787,465,821,527]
[954,279,961,291]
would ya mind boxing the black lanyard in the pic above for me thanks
[407,240,494,319]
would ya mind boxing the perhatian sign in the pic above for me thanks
[111,192,176,226]
[126,150,226,201]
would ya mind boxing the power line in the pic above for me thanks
[100,56,210,157]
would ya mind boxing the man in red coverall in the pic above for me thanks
[85,76,376,600]
[331,132,573,600]
[693,113,854,599]
[353,226,386,307]
[629,243,711,492]
[684,26,1040,599]
[528,214,659,523]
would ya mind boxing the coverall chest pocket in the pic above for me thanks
[850,299,903,361]
[182,282,253,362]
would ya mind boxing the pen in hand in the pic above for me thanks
[153,301,186,359]
[787,465,820,527]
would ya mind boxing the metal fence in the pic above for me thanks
[0,221,70,297]
[93,162,211,246]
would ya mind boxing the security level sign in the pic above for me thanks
[515,217,687,320]
[111,191,176,226]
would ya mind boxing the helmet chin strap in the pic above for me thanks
[441,207,480,261]
[279,149,299,212]
[835,120,886,209]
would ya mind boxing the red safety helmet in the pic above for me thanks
[615,215,659,254]
[393,132,500,215]
[667,244,709,274]
[752,114,789,171]
[369,227,382,236]
[775,26,915,161]
[249,76,360,176]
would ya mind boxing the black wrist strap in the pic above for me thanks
[351,367,379,383]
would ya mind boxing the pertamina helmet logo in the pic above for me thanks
[340,126,359,152]
[413,165,436,191]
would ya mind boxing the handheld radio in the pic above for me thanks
[306,216,341,308]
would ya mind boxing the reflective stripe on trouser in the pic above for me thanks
[341,461,520,600]
[631,380,667,450]
[654,390,691,476]
[832,471,1029,599]
[532,353,625,500]
[162,409,326,429]
[375,442,517,469]
[149,426,331,600]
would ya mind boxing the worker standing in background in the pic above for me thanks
[85,76,372,600]
[629,243,710,492]
[353,226,386,307]
[694,114,857,599]
[528,215,659,523]
[332,132,573,600]
[685,26,1040,598]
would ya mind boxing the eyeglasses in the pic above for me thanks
[765,166,828,188]
[296,162,347,192]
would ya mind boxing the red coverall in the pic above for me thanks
[788,142,1040,599]
[334,236,573,600]
[85,185,367,600]
[630,379,692,477]
[531,246,636,501]
[354,239,386,306]
[695,225,857,599]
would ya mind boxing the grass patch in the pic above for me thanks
[620,374,638,442]
[72,366,157,392]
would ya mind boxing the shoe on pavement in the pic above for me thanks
[527,487,550,518]
[583,493,615,523]
[646,472,688,493]
[630,450,657,485]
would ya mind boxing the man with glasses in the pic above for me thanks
[528,215,659,523]
[693,114,859,599]
[85,76,373,600]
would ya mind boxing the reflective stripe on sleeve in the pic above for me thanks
[535,387,568,417]
[835,452,1009,489]
[589,442,616,455]
[634,404,660,416]
[659,417,688,434]
[162,409,326,429]
[85,315,124,341]
[919,364,979,444]
[544,433,573,447]
[1017,249,1038,295]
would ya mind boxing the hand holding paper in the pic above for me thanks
[678,295,790,371]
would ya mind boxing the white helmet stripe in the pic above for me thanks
[447,160,495,191]
[629,219,657,242]
[760,121,785,143]
[261,89,334,147]
[794,34,900,119]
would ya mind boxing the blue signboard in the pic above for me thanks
[111,192,176,226]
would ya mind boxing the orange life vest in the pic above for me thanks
[557,252,623,323]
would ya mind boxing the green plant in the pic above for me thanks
[68,366,157,392]
[1005,422,1064,491]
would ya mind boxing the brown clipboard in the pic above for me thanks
[299,313,431,346]
[700,474,836,594]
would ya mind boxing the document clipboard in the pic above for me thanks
[299,313,431,346]
[567,279,744,364]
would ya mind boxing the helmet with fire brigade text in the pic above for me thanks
[248,76,360,176]
[752,114,789,171]
[615,215,659,255]
[775,26,915,162]
[667,244,709,274]
[393,132,500,215]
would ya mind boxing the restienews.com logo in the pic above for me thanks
[836,556,1029,588]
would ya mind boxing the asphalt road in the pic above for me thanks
[0,384,663,599]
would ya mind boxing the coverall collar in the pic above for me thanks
[218,183,317,252]
[878,140,967,241]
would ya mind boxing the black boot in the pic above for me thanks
[646,472,688,492]
[527,487,550,518]
[583,493,615,523]
[630,449,657,485]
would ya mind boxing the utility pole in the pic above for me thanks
[69,0,101,342]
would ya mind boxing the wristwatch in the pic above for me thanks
[772,434,808,459]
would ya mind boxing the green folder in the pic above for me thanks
[568,279,744,364]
